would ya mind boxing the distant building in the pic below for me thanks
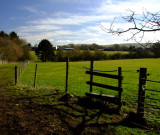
[63,48,74,50]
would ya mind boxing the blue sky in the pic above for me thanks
[0,0,160,46]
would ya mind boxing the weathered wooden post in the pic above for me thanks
[34,64,38,87]
[137,68,147,118]
[65,57,69,92]
[118,67,122,110]
[15,66,18,85]
[89,59,94,93]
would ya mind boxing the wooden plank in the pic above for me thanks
[86,81,123,92]
[85,92,119,104]
[86,71,123,80]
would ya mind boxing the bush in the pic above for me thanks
[55,50,155,62]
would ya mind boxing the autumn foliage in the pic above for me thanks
[0,31,31,61]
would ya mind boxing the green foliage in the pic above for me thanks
[36,39,55,62]
[151,42,160,57]
[54,50,154,62]
[9,31,19,39]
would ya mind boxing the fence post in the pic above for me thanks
[118,67,122,110]
[34,64,38,87]
[65,57,69,92]
[15,66,18,85]
[89,59,94,93]
[137,68,147,118]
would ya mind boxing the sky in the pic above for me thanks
[0,0,160,46]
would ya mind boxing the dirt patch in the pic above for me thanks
[0,87,159,135]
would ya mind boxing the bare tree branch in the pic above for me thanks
[100,9,160,45]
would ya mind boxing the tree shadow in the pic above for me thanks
[21,94,153,134]
[34,96,122,134]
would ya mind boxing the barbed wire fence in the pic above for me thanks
[0,61,30,88]
[0,66,15,87]
[17,58,160,122]
[137,68,160,122]
[19,62,66,90]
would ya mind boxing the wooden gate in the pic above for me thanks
[85,59,123,110]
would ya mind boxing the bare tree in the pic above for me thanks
[100,9,160,46]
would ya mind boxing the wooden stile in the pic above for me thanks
[85,59,123,110]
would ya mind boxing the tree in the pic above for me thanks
[100,9,160,46]
[0,31,8,37]
[0,31,31,61]
[9,31,19,39]
[0,37,23,61]
[151,42,160,57]
[36,39,55,62]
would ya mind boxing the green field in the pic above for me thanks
[1,58,160,134]
[103,51,129,55]
[0,63,17,86]
[30,51,40,61]
[18,59,160,118]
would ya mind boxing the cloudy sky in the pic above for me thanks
[0,0,159,46]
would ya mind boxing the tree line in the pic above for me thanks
[0,31,31,61]
[35,39,160,62]
[1,30,159,62]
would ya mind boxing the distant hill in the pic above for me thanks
[101,43,151,47]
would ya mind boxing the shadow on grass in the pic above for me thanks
[6,89,158,135]
[22,93,150,135]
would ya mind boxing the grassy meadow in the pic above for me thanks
[1,58,160,134]
[103,51,129,55]
[19,59,160,115]
[0,63,18,86]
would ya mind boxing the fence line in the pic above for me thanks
[0,61,30,87]
[0,66,15,87]
[2,59,159,123]
[145,88,160,93]
[137,68,160,122]
[83,66,117,72]
[122,70,139,73]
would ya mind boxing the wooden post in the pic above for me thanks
[15,66,18,85]
[118,67,122,110]
[65,57,69,92]
[137,68,147,118]
[34,64,38,87]
[89,59,94,93]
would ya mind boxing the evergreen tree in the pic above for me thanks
[36,39,55,62]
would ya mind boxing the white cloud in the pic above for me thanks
[30,14,114,25]
[98,0,160,15]
[21,6,46,15]
[18,25,61,33]
[17,0,160,45]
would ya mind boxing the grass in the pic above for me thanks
[103,51,129,55]
[0,85,159,134]
[0,63,18,86]
[30,51,40,61]
[18,59,160,123]
[1,58,160,134]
